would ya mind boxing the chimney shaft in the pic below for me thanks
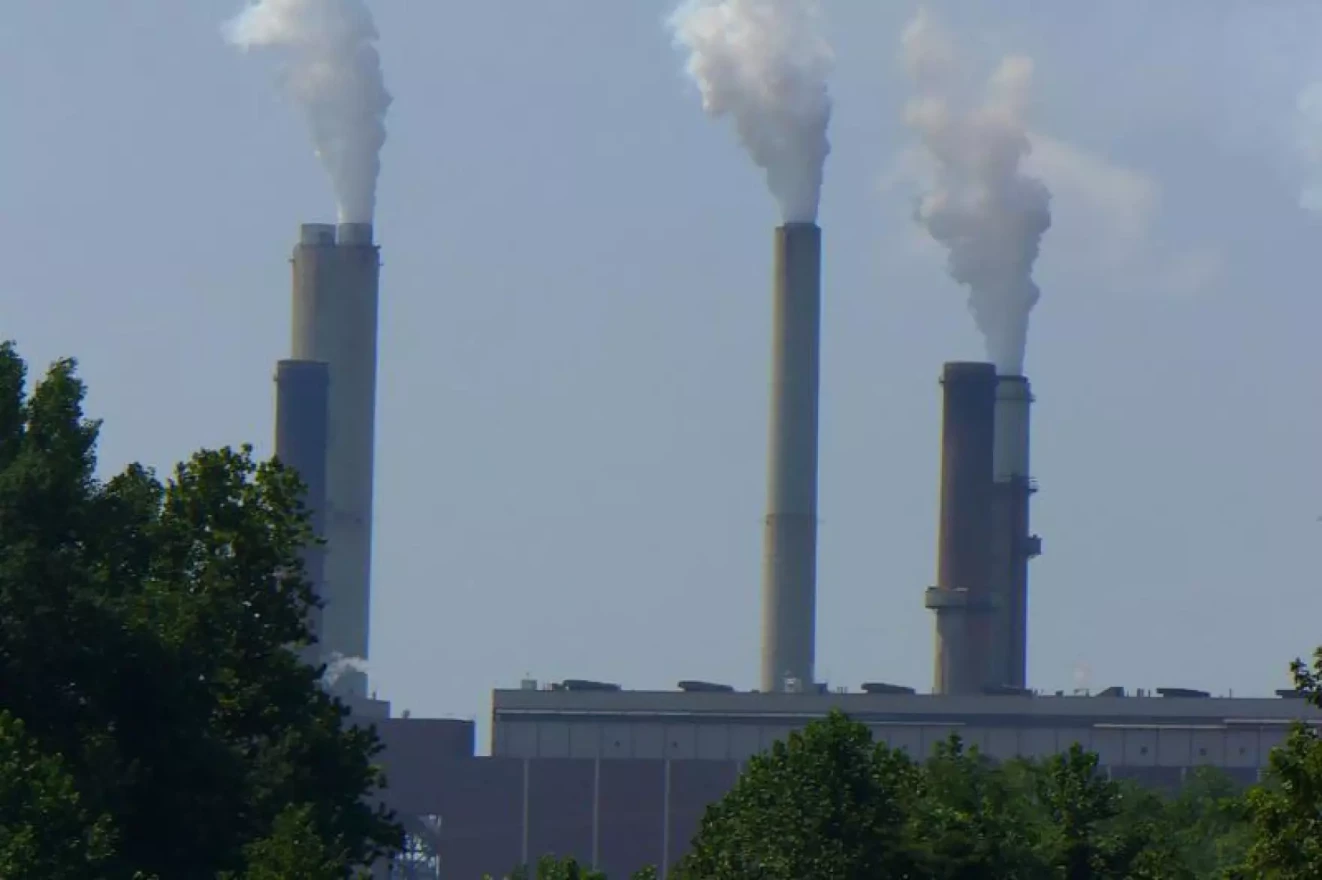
[760,223,822,693]
[924,362,997,695]
[290,223,380,700]
[989,375,1037,689]
[274,359,330,668]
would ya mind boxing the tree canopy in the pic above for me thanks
[0,343,400,878]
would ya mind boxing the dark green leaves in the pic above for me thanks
[0,344,400,878]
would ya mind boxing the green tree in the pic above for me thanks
[676,710,923,880]
[0,711,115,879]
[1032,744,1158,879]
[1239,649,1322,878]
[492,855,658,880]
[231,804,364,880]
[0,343,401,878]
[912,736,1045,878]
[1158,767,1251,877]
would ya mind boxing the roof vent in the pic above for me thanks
[520,678,538,691]
[1276,689,1307,700]
[1095,686,1126,698]
[861,682,917,696]
[677,680,735,693]
[983,685,1033,697]
[1156,687,1210,699]
[554,679,621,693]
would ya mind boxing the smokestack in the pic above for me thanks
[924,362,997,695]
[902,10,1051,377]
[988,375,1040,689]
[290,222,381,700]
[760,222,822,693]
[274,358,330,667]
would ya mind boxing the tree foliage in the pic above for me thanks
[0,711,114,879]
[678,710,923,880]
[667,711,1256,880]
[0,343,400,878]
[1238,649,1322,878]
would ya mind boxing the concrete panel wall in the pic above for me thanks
[387,752,1273,879]
[494,718,1296,773]
[598,760,665,880]
[432,759,523,879]
[528,761,594,866]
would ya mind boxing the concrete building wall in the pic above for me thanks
[370,692,1313,877]
[490,716,1293,769]
[376,753,1266,879]
[491,688,1319,725]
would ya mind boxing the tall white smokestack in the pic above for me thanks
[901,9,1051,376]
[671,0,832,691]
[290,222,380,701]
[761,223,822,693]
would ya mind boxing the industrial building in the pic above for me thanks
[265,220,1318,878]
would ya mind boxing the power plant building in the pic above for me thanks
[369,685,1322,879]
[259,224,1312,878]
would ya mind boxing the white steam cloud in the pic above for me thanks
[226,0,392,224]
[670,0,834,223]
[1295,82,1322,213]
[322,652,369,688]
[902,9,1051,375]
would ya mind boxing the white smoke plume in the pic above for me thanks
[226,0,392,224]
[1295,82,1322,212]
[322,652,369,688]
[670,0,834,223]
[901,9,1051,375]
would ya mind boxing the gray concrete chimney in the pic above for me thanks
[274,358,330,668]
[290,222,380,700]
[760,223,822,693]
[924,362,997,695]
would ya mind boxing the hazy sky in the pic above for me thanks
[3,2,1322,749]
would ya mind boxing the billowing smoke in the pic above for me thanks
[226,0,392,224]
[322,652,369,688]
[670,0,833,223]
[901,9,1051,376]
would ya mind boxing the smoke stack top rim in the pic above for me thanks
[778,221,821,232]
[336,222,374,246]
[299,223,337,246]
[275,358,332,377]
[940,361,998,383]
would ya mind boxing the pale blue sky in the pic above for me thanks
[3,2,1321,746]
